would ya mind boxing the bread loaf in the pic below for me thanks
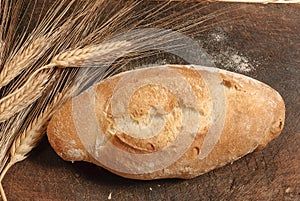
[47,65,285,180]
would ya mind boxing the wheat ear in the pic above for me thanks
[9,90,71,164]
[0,89,73,201]
[50,40,130,67]
[0,68,53,123]
[0,36,47,88]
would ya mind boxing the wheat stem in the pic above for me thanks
[0,158,19,201]
[0,182,7,201]
[0,161,13,184]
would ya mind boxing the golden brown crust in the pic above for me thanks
[47,101,88,162]
[47,65,285,180]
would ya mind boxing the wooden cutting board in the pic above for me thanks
[3,2,300,201]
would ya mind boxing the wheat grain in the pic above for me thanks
[8,89,72,166]
[0,88,74,201]
[50,40,130,68]
[0,71,51,123]
[8,114,48,164]
[20,88,73,160]
[0,36,47,88]
[0,114,48,201]
[1,90,70,199]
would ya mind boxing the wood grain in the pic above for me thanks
[2,2,300,201]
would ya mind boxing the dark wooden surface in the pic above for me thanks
[3,2,300,201]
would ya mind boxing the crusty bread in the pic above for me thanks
[47,65,285,180]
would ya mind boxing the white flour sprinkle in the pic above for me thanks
[207,28,256,73]
[212,47,255,73]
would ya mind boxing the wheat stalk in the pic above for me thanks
[0,183,6,201]
[0,88,74,201]
[10,88,74,163]
[0,36,47,88]
[50,40,131,68]
[0,69,52,123]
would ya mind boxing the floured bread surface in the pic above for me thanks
[47,65,285,180]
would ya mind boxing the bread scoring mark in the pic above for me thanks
[110,67,199,140]
[122,84,181,152]
[114,105,182,153]
[100,88,183,154]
